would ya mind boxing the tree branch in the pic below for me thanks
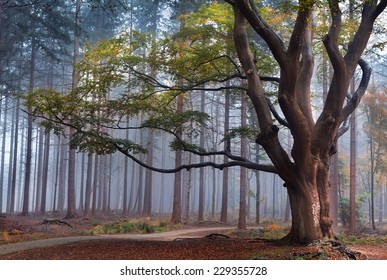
[287,0,314,58]
[233,0,287,65]
[338,117,350,137]
[114,143,277,174]
[371,0,387,21]
[323,0,345,73]
[341,58,372,121]
[266,97,289,127]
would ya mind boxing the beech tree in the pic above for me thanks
[27,0,386,244]
[226,0,386,243]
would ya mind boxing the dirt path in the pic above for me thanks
[0,227,234,257]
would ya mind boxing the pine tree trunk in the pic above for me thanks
[102,155,109,214]
[22,35,37,216]
[91,154,99,216]
[238,92,248,230]
[0,97,8,213]
[40,132,50,215]
[143,129,154,216]
[220,90,230,223]
[79,153,85,211]
[198,90,205,221]
[6,98,17,213]
[65,0,81,219]
[349,108,357,233]
[34,128,44,213]
[123,152,129,215]
[171,93,184,223]
[84,154,93,215]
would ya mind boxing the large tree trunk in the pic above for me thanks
[231,0,384,243]
[232,4,335,243]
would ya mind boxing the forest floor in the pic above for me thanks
[0,213,386,260]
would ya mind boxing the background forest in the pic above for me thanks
[0,0,386,235]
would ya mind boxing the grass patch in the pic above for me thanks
[338,234,387,245]
[90,219,170,235]
[249,223,288,240]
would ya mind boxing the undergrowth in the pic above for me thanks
[250,222,289,240]
[90,219,170,235]
[338,234,387,245]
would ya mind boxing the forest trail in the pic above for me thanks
[0,227,234,256]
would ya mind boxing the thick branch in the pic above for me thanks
[287,0,314,58]
[338,117,350,138]
[323,0,345,72]
[344,0,386,70]
[130,67,246,92]
[341,58,372,121]
[295,26,315,130]
[233,0,287,65]
[232,5,295,182]
[370,0,387,21]
[114,143,277,174]
[266,97,289,127]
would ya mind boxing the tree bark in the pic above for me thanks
[66,0,82,219]
[228,0,386,243]
[143,129,154,216]
[34,127,44,213]
[7,97,18,213]
[220,89,230,223]
[40,132,50,215]
[84,154,93,215]
[22,35,37,216]
[198,90,205,221]
[238,92,248,230]
[171,93,184,223]
[349,108,357,233]
[91,154,99,216]
[0,97,8,213]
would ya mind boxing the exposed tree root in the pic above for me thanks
[204,233,230,239]
[293,240,368,260]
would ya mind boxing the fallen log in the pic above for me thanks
[40,218,73,229]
